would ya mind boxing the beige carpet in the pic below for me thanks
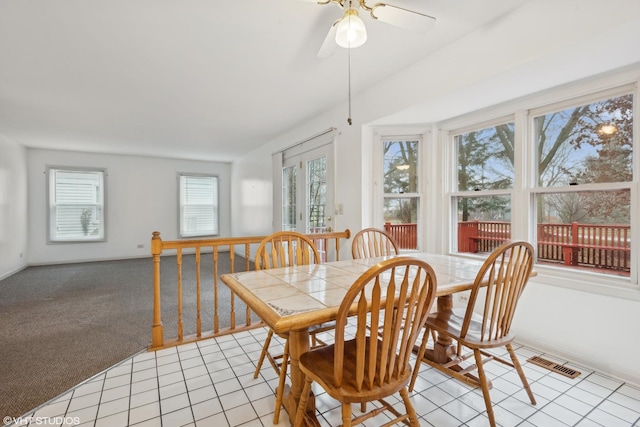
[0,254,249,418]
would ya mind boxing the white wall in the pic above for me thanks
[231,1,640,384]
[27,149,231,264]
[230,122,363,258]
[514,278,640,385]
[0,135,28,280]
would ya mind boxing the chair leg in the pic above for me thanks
[399,387,419,427]
[273,339,289,424]
[253,329,273,379]
[473,349,496,427]
[341,403,352,427]
[409,326,430,392]
[294,377,312,427]
[506,343,537,405]
[310,332,317,348]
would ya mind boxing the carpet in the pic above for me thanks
[0,253,249,418]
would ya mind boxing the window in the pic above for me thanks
[382,138,421,250]
[449,86,634,280]
[179,174,219,237]
[47,167,105,242]
[532,92,632,275]
[453,120,514,253]
[282,165,297,231]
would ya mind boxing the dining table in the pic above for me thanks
[220,252,494,426]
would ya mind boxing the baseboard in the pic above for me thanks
[26,254,154,267]
[515,338,640,388]
[25,249,233,267]
[0,263,28,281]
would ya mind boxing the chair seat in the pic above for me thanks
[426,308,514,349]
[300,337,411,404]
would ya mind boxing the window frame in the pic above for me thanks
[373,129,426,252]
[449,115,517,252]
[441,80,639,296]
[178,173,220,238]
[46,166,107,244]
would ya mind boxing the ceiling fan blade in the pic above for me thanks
[370,3,436,32]
[317,21,338,58]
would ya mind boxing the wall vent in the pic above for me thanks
[527,356,581,379]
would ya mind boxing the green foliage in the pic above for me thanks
[80,208,92,236]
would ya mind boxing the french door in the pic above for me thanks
[282,144,334,235]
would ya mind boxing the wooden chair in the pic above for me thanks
[251,231,323,423]
[351,227,399,259]
[294,257,437,427]
[352,226,434,384]
[410,241,537,427]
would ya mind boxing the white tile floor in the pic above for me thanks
[9,327,640,427]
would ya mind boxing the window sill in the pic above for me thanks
[48,238,106,244]
[531,264,640,301]
[450,251,640,301]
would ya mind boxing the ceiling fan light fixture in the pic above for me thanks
[335,8,367,48]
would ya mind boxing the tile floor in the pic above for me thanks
[9,327,640,427]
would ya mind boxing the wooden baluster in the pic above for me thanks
[245,243,251,272]
[196,246,202,338]
[229,244,236,330]
[245,244,252,326]
[177,248,183,341]
[151,232,164,349]
[213,247,219,334]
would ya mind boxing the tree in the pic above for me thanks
[457,127,512,221]
[462,94,633,225]
[383,140,417,194]
[307,157,326,228]
[383,140,419,224]
[537,94,633,223]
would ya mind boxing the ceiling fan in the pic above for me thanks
[301,0,436,58]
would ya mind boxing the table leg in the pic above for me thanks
[282,328,320,427]
[419,294,457,364]
[415,294,487,386]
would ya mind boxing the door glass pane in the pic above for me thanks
[456,123,514,191]
[307,156,326,233]
[383,140,418,193]
[534,94,633,187]
[536,190,630,274]
[282,166,296,231]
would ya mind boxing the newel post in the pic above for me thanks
[150,231,164,349]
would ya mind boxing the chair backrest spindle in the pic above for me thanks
[461,241,534,343]
[352,228,400,259]
[333,257,437,392]
[256,231,320,271]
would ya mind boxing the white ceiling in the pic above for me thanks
[0,0,530,162]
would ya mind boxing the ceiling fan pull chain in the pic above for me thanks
[347,45,353,126]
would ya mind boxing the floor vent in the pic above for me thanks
[527,356,581,379]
